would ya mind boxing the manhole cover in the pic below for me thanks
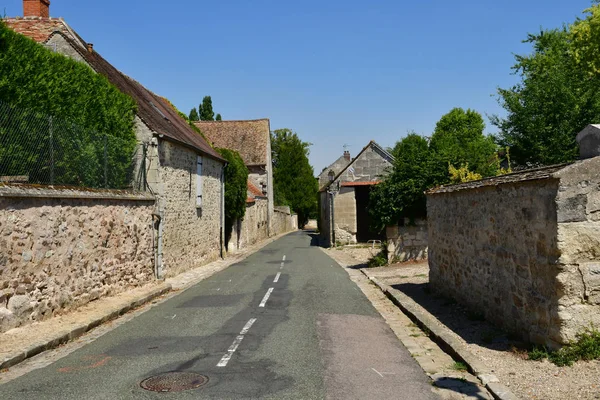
[140,372,209,392]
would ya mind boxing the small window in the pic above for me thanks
[196,156,203,207]
[328,170,335,182]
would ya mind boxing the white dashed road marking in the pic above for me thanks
[217,318,257,367]
[274,272,281,283]
[259,288,274,307]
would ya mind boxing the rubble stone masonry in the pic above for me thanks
[158,141,223,277]
[427,156,600,347]
[0,187,155,333]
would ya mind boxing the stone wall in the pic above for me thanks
[0,186,155,333]
[386,218,428,262]
[427,156,600,347]
[158,141,223,277]
[273,206,297,235]
[227,198,269,253]
[553,157,600,343]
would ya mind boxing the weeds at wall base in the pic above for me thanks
[528,327,600,366]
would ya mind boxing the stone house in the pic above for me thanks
[426,125,600,348]
[194,119,274,235]
[318,150,352,190]
[5,0,227,278]
[319,141,394,246]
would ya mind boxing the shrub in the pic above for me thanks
[528,327,600,366]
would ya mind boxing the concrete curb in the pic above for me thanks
[0,283,171,371]
[363,272,520,400]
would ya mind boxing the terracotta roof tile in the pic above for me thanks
[247,181,266,198]
[4,17,75,43]
[340,181,381,187]
[194,120,270,166]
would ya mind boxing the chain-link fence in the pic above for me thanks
[0,99,145,190]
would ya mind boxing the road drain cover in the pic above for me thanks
[140,372,209,392]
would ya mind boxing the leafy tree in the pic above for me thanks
[189,107,199,121]
[370,109,502,230]
[200,96,215,121]
[370,134,432,229]
[216,113,222,121]
[430,107,498,179]
[271,128,318,226]
[571,3,600,76]
[492,20,600,166]
[216,148,249,248]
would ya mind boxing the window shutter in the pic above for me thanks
[196,156,203,207]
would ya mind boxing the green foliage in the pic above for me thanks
[493,13,600,166]
[217,148,248,248]
[448,163,482,183]
[430,108,498,179]
[0,21,136,142]
[216,113,222,121]
[528,328,600,366]
[189,107,199,121]
[571,4,600,76]
[370,134,432,229]
[216,148,248,223]
[367,243,388,268]
[200,96,215,121]
[271,128,318,226]
[450,362,468,372]
[370,109,501,231]
[0,21,136,188]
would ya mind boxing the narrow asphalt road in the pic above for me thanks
[0,231,438,399]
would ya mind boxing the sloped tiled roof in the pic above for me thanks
[248,181,266,198]
[247,180,267,204]
[194,120,270,166]
[3,17,78,44]
[5,18,223,161]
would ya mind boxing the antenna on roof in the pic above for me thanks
[343,144,350,151]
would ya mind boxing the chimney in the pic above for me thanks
[87,43,94,53]
[23,0,50,18]
[343,150,351,161]
[576,124,600,159]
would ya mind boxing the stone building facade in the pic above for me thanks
[320,141,394,246]
[318,150,352,190]
[194,119,274,236]
[5,3,226,278]
[427,126,600,347]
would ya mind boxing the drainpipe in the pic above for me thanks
[152,211,164,279]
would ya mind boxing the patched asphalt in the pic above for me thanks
[0,231,438,399]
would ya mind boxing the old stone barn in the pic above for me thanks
[319,141,394,246]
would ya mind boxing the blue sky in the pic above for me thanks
[3,0,594,173]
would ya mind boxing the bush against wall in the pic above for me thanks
[0,22,137,188]
[217,148,249,246]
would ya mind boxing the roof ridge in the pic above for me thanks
[194,118,269,123]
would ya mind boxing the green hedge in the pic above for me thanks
[0,21,137,188]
